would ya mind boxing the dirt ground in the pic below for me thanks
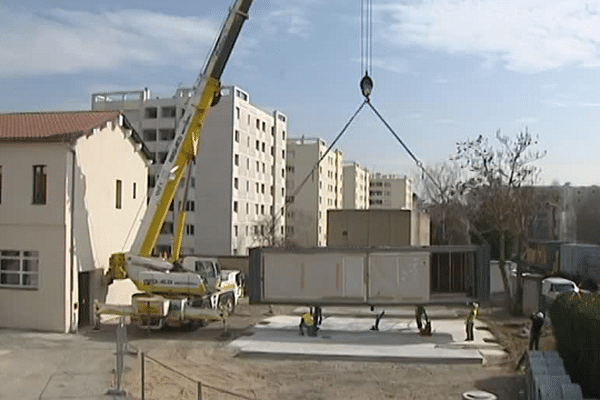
[121,301,545,400]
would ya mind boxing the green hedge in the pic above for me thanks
[550,290,600,397]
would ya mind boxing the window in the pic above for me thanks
[234,177,238,189]
[233,201,238,213]
[234,154,239,166]
[282,150,285,159]
[159,129,175,141]
[143,129,157,142]
[185,201,195,212]
[144,107,157,119]
[115,180,122,209]
[185,224,195,235]
[32,165,46,205]
[161,222,173,234]
[234,225,238,237]
[0,250,38,289]
[262,121,266,132]
[158,152,168,164]
[256,119,260,129]
[236,89,248,101]
[234,130,240,142]
[256,140,260,150]
[161,106,176,118]
[148,175,156,188]
[261,184,265,194]
[262,142,265,152]
[236,107,240,119]
[133,182,137,199]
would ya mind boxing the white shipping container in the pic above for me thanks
[252,248,430,305]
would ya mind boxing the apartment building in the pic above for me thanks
[369,173,413,210]
[286,137,343,247]
[342,161,370,209]
[92,86,286,256]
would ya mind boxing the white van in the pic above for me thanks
[541,277,578,300]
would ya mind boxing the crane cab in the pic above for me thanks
[181,256,222,292]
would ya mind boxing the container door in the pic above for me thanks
[343,256,365,299]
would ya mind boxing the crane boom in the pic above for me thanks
[108,0,253,292]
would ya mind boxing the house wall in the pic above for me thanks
[73,123,148,312]
[0,143,70,332]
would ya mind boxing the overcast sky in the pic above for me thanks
[2,0,600,186]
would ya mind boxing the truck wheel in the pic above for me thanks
[219,294,235,315]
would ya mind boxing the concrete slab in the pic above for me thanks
[230,314,505,364]
[0,328,131,400]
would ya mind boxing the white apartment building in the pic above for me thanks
[342,161,370,209]
[0,111,149,332]
[369,174,413,210]
[286,137,343,247]
[92,86,287,256]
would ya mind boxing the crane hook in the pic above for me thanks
[360,72,373,99]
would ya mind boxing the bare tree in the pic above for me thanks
[453,129,546,313]
[250,216,285,247]
[415,162,470,245]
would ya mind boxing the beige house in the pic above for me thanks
[0,111,149,332]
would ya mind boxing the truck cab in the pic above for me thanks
[181,256,222,292]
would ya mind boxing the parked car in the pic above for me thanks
[542,277,579,301]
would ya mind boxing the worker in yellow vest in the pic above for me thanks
[465,302,479,341]
[299,311,317,336]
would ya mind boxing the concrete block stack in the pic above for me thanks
[524,351,583,400]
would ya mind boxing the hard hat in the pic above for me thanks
[536,311,544,319]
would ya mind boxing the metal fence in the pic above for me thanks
[108,319,256,400]
[139,351,255,400]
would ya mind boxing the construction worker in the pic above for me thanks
[299,311,318,336]
[529,311,545,350]
[415,306,428,331]
[465,301,479,341]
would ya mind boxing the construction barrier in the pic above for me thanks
[523,351,583,400]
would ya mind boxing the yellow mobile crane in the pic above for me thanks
[95,0,253,329]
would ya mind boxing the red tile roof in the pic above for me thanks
[0,111,122,141]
